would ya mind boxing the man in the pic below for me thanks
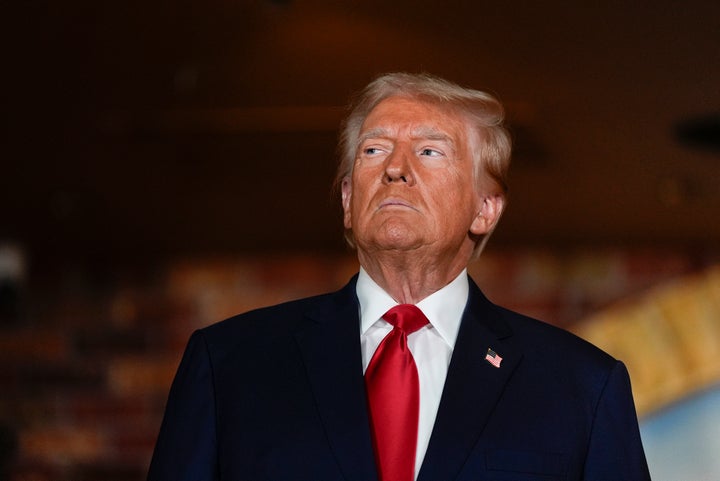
[148,73,650,481]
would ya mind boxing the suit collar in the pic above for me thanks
[293,276,379,481]
[464,275,515,339]
[418,277,523,481]
[293,275,523,481]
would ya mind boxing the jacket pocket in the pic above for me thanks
[486,449,568,480]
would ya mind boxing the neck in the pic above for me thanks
[357,248,470,304]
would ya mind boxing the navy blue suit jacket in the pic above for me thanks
[148,275,650,480]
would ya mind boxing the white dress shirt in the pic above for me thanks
[356,267,468,480]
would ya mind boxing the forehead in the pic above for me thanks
[360,96,471,141]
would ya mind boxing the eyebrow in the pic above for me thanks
[357,128,389,146]
[357,126,457,148]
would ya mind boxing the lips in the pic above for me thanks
[377,197,418,212]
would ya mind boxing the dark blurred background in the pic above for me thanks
[4,0,720,269]
[1,1,719,480]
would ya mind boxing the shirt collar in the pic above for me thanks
[356,267,468,349]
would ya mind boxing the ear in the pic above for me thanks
[470,194,505,235]
[341,177,353,229]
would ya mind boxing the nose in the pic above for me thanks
[382,148,414,185]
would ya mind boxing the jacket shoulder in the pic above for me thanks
[498,305,617,368]
[198,292,328,342]
[490,304,626,407]
[195,278,357,357]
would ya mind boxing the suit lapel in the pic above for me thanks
[293,277,379,481]
[418,279,523,481]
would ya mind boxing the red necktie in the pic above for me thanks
[365,304,429,481]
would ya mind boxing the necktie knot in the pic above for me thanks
[383,304,429,335]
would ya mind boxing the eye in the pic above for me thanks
[364,147,381,155]
[420,148,443,157]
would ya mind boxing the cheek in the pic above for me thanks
[430,176,478,218]
[346,181,369,223]
[350,171,376,201]
[432,171,470,198]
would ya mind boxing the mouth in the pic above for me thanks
[377,198,417,212]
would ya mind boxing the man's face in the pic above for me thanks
[342,96,501,263]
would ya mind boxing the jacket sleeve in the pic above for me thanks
[584,361,651,481]
[147,330,219,481]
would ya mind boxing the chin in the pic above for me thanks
[369,234,425,253]
[355,218,427,250]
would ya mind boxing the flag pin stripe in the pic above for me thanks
[485,348,503,368]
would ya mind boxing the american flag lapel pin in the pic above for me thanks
[485,348,503,368]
